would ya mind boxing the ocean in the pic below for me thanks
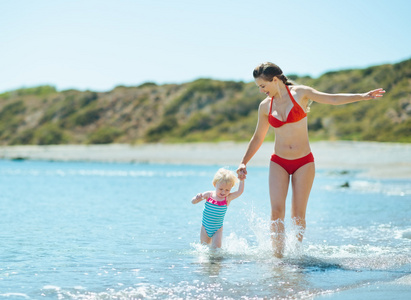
[0,159,410,299]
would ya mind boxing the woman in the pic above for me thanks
[236,62,385,258]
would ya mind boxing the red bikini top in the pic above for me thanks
[268,85,307,128]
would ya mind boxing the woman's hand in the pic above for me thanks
[363,88,385,100]
[237,163,247,180]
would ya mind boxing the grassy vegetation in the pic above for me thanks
[0,58,410,145]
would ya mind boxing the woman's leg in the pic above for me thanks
[269,161,290,258]
[291,162,315,242]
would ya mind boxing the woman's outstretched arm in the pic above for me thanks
[299,86,385,106]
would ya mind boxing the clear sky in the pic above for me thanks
[1,0,410,93]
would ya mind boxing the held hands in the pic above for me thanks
[363,88,385,100]
[237,163,247,181]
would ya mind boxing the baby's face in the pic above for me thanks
[215,182,233,198]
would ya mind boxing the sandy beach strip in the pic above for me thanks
[0,141,410,179]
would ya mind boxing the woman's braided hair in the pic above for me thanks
[253,62,293,86]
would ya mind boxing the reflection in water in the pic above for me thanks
[203,258,224,277]
[195,248,224,277]
[256,260,310,298]
[285,255,345,272]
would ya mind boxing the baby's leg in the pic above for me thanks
[200,225,212,245]
[211,227,223,248]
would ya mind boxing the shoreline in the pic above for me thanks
[0,141,410,179]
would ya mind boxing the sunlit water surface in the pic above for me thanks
[0,160,410,299]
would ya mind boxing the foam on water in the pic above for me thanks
[395,274,411,285]
[39,237,410,300]
[6,232,409,300]
[0,293,30,299]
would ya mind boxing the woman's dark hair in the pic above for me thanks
[253,62,293,85]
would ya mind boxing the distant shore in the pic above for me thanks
[0,141,410,179]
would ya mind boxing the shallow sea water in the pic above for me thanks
[0,160,410,299]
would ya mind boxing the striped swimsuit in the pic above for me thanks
[202,196,227,238]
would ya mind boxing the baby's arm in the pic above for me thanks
[227,180,245,203]
[191,191,211,204]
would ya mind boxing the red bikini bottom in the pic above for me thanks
[270,152,314,175]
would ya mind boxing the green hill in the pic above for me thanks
[0,58,410,145]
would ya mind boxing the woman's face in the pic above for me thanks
[255,77,277,98]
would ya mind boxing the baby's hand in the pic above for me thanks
[191,193,203,204]
[238,173,246,180]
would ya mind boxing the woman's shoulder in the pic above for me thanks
[289,84,310,92]
[259,96,271,108]
[289,85,314,101]
[258,97,271,114]
[260,96,271,103]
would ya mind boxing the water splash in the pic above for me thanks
[189,208,309,261]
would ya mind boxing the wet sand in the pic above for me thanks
[0,141,410,179]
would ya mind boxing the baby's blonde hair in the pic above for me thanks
[212,168,238,187]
